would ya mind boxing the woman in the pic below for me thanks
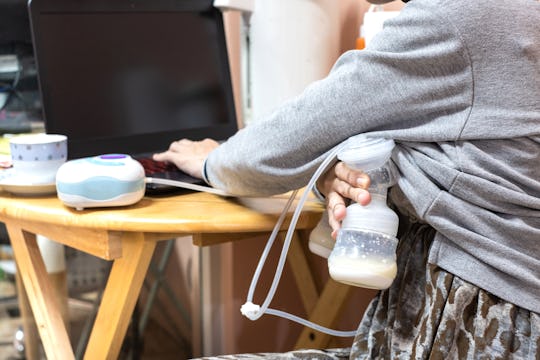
[154,0,540,357]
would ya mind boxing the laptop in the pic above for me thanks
[28,0,238,193]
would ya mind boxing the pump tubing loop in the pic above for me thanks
[242,135,394,337]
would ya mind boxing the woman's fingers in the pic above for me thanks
[331,177,371,206]
[152,138,219,178]
[323,162,373,238]
[333,162,371,205]
[326,191,346,238]
[334,162,370,188]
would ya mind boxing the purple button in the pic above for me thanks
[100,154,127,160]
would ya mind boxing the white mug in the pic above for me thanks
[9,133,68,184]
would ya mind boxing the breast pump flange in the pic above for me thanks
[328,136,399,290]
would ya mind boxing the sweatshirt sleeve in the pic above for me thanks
[205,0,472,196]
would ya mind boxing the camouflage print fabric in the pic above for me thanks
[352,222,540,359]
[194,221,540,360]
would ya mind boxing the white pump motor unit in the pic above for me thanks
[56,154,145,210]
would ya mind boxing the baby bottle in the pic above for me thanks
[327,135,399,289]
[308,211,335,258]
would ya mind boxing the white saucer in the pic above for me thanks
[0,169,56,196]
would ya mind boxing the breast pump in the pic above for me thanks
[328,136,399,289]
[241,134,399,337]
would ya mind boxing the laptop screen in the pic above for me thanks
[29,0,238,159]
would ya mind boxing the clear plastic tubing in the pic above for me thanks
[240,136,375,338]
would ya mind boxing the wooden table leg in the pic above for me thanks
[7,226,74,360]
[294,279,354,349]
[281,230,319,315]
[84,232,156,360]
[284,229,356,350]
[14,269,69,360]
[14,270,40,360]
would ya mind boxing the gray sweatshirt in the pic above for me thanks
[205,0,540,313]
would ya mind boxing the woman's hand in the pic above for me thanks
[317,162,371,238]
[153,138,219,179]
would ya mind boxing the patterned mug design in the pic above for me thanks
[11,142,67,162]
[9,134,68,163]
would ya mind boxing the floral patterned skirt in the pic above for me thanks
[195,221,540,360]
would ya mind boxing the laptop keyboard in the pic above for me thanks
[136,157,179,176]
[135,156,203,194]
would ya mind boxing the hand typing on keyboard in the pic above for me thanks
[152,138,219,179]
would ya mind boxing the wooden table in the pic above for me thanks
[0,190,352,359]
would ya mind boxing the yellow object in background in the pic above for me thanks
[0,135,14,167]
[0,136,11,155]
